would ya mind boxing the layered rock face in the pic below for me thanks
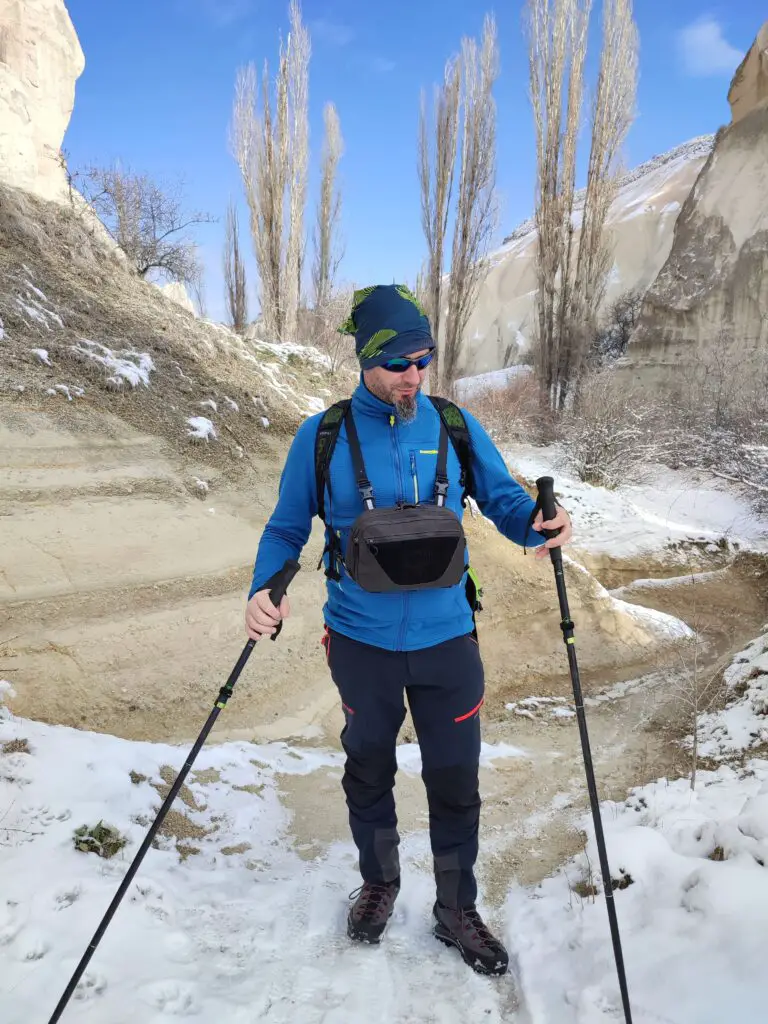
[459,137,712,377]
[625,22,768,383]
[729,22,768,126]
[0,0,84,202]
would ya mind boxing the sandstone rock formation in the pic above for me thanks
[0,0,84,202]
[624,22,768,384]
[459,137,712,377]
[729,21,768,126]
[156,280,199,316]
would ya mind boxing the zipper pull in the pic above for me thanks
[410,452,419,505]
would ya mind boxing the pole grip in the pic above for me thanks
[535,476,559,539]
[267,558,301,641]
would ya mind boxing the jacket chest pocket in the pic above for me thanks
[409,448,438,505]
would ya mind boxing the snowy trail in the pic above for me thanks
[0,714,525,1024]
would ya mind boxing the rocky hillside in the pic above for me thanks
[625,22,768,383]
[458,135,714,377]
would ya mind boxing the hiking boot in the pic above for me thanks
[347,880,400,943]
[433,901,509,976]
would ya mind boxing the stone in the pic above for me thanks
[0,0,84,202]
[156,281,198,317]
[728,21,768,126]
[624,26,768,385]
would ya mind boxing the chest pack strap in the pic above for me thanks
[343,405,375,510]
[342,404,451,510]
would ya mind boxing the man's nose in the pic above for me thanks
[403,364,421,385]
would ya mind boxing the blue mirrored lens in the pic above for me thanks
[382,352,434,373]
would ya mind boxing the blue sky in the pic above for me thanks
[63,1,763,323]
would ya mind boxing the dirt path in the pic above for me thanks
[4,403,767,901]
[277,561,768,899]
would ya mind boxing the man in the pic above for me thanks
[245,284,571,976]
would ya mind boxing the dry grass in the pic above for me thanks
[0,182,353,485]
[152,764,204,812]
[462,372,552,444]
[1,737,31,755]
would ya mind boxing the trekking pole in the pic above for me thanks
[536,477,633,1024]
[46,558,301,1024]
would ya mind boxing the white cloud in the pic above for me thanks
[678,16,743,76]
[312,19,355,47]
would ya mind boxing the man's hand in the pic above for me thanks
[245,589,290,640]
[532,505,573,559]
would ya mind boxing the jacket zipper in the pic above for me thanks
[410,452,419,505]
[390,415,409,649]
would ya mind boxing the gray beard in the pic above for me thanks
[395,395,418,423]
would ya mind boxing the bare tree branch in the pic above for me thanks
[312,101,344,309]
[79,164,212,285]
[223,199,248,332]
[443,14,499,389]
[283,0,311,341]
[526,0,638,410]
[419,56,461,391]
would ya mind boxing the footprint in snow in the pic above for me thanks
[17,934,50,961]
[73,972,107,1000]
[145,980,200,1015]
[0,900,23,946]
[53,885,82,910]
[20,804,70,827]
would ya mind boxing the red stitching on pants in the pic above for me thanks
[454,697,484,723]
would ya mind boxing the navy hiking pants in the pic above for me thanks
[323,628,485,909]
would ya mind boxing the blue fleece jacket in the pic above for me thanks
[249,380,545,650]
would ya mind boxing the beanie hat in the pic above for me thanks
[338,284,435,369]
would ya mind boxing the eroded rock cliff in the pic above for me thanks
[624,22,768,383]
[0,0,84,202]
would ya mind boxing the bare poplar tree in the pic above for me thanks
[80,164,212,284]
[229,0,310,341]
[223,199,248,332]
[567,0,638,386]
[418,56,461,391]
[312,102,344,309]
[442,15,499,388]
[527,0,591,409]
[527,0,637,409]
[283,0,311,340]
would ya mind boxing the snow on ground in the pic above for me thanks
[454,364,532,400]
[187,416,217,441]
[0,701,525,1024]
[697,628,768,760]
[31,347,52,366]
[504,628,768,1023]
[46,384,85,402]
[508,444,768,557]
[507,757,768,1023]
[72,339,154,389]
[4,627,768,1022]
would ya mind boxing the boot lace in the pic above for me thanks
[458,907,497,951]
[349,882,395,920]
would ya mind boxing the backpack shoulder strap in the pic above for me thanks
[428,395,474,503]
[315,399,351,523]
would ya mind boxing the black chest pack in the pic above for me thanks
[314,397,477,596]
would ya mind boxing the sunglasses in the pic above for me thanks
[380,352,435,374]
